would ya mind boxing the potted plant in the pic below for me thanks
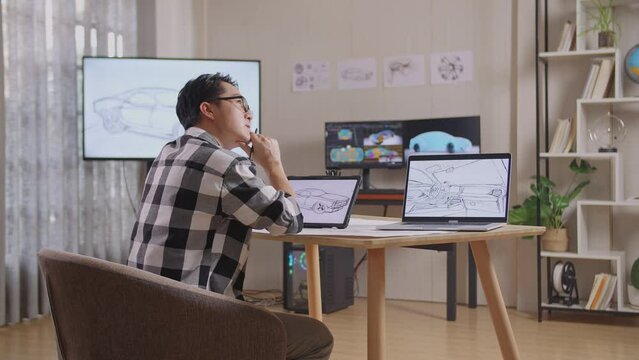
[509,159,596,251]
[629,258,639,308]
[581,0,620,48]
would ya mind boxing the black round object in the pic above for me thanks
[561,261,577,293]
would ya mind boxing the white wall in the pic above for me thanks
[149,0,520,306]
[138,0,199,58]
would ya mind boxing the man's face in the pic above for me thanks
[206,81,253,147]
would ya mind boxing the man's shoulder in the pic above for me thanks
[161,135,251,174]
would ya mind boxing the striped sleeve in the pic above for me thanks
[220,160,303,235]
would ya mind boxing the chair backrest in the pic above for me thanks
[38,249,287,360]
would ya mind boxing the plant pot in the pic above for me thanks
[541,228,569,252]
[628,285,639,308]
[598,31,615,48]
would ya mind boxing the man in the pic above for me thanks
[128,73,333,360]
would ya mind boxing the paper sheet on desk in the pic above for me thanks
[253,218,448,237]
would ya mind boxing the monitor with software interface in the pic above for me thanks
[324,121,404,169]
[324,116,480,170]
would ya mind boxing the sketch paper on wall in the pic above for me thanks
[383,55,425,87]
[337,58,377,90]
[430,51,473,85]
[292,61,330,92]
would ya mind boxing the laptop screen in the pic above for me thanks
[402,153,511,223]
[288,176,361,228]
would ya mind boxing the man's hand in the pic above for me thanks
[238,133,283,171]
[238,132,295,196]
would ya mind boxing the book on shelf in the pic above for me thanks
[556,22,569,51]
[548,118,567,153]
[563,117,576,153]
[585,273,617,310]
[581,62,600,99]
[548,117,575,153]
[586,273,606,310]
[556,21,576,52]
[591,58,615,99]
[599,274,617,310]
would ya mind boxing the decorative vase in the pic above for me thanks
[628,285,639,308]
[598,31,615,48]
[541,228,569,252]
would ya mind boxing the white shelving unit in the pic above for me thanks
[541,300,639,314]
[538,48,616,61]
[536,0,639,318]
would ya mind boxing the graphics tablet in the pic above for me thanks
[288,176,361,229]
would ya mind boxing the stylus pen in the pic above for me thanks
[249,128,258,160]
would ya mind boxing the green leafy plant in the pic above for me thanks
[580,0,621,43]
[509,159,597,229]
[632,258,639,290]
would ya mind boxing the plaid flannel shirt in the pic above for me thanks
[128,127,303,298]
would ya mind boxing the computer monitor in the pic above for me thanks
[325,117,480,190]
[402,116,480,160]
[82,57,261,160]
[324,120,404,169]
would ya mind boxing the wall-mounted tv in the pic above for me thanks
[325,116,480,170]
[82,57,261,160]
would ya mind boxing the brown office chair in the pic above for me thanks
[38,249,287,360]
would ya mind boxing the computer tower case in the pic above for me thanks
[283,242,354,314]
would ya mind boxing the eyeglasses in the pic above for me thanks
[213,95,251,114]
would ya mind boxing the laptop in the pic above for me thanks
[377,153,511,231]
[288,176,361,229]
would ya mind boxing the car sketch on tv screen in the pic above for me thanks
[83,57,260,160]
[93,87,183,139]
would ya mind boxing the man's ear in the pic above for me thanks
[199,102,214,120]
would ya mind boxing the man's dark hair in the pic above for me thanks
[176,73,238,129]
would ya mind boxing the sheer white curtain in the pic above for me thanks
[1,0,141,325]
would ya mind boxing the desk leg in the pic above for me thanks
[468,246,477,308]
[470,240,519,360]
[446,245,457,321]
[367,248,386,360]
[305,243,322,321]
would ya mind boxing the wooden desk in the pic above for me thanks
[253,218,545,360]
[355,193,478,320]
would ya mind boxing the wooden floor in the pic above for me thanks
[1,298,638,359]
